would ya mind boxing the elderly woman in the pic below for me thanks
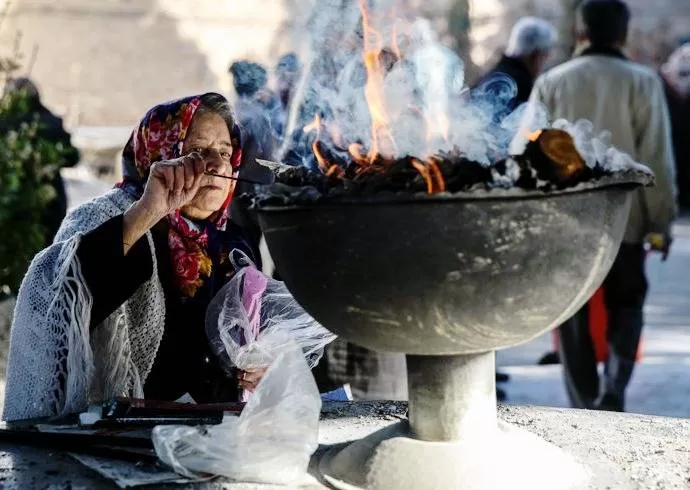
[3,93,268,421]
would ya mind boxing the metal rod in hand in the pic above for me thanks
[203,172,263,186]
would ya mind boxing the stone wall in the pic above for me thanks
[0,0,288,128]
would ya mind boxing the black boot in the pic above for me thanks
[496,387,507,402]
[537,351,560,365]
[596,393,624,412]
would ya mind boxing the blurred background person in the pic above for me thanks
[227,60,276,234]
[1,77,80,245]
[228,60,277,175]
[472,17,557,117]
[529,0,677,412]
[661,43,690,211]
[270,53,303,143]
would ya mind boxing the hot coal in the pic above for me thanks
[255,130,614,207]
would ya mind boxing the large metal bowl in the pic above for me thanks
[256,172,650,355]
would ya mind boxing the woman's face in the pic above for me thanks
[180,111,236,220]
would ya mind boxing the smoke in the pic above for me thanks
[273,1,645,175]
[279,2,535,168]
[550,118,648,172]
[509,104,649,173]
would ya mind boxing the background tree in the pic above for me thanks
[0,40,76,295]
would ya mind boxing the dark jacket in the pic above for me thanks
[77,214,260,403]
[662,77,690,209]
[472,55,535,113]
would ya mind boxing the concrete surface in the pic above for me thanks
[0,402,689,488]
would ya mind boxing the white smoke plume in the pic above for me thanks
[280,1,525,168]
[272,0,645,175]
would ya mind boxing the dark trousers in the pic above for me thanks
[559,244,648,409]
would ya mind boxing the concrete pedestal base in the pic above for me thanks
[318,420,589,490]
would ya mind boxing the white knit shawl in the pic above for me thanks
[3,188,166,421]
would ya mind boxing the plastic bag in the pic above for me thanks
[205,250,335,388]
[152,334,321,484]
[152,250,335,484]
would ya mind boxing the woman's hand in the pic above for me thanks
[122,153,206,254]
[141,153,207,219]
[238,367,268,393]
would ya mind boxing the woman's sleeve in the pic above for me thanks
[77,214,154,327]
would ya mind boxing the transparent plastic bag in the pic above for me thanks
[152,334,321,484]
[152,250,335,484]
[205,250,335,386]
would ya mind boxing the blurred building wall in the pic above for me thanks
[0,0,288,127]
[0,0,687,128]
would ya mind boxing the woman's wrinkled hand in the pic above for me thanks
[238,367,268,393]
[122,153,206,254]
[141,153,207,219]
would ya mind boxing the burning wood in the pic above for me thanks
[526,129,587,184]
[255,129,620,208]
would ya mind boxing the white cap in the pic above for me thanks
[504,17,557,57]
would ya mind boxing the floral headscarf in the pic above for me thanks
[120,93,243,298]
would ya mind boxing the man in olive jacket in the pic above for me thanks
[528,0,677,412]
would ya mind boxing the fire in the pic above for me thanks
[348,143,369,166]
[304,114,329,172]
[411,158,446,194]
[526,129,543,142]
[426,114,450,144]
[298,5,450,195]
[303,115,321,134]
[359,0,396,161]
[312,141,329,172]
[428,159,446,192]
[391,18,402,60]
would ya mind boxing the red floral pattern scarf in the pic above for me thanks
[119,93,242,298]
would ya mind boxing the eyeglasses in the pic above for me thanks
[187,147,240,168]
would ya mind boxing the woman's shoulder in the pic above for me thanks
[54,188,135,242]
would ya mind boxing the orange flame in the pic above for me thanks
[411,158,446,194]
[326,164,342,178]
[312,140,329,171]
[410,159,432,193]
[304,115,330,172]
[426,115,450,144]
[303,115,321,134]
[359,0,396,162]
[391,15,402,60]
[348,143,369,166]
[428,160,446,193]
[526,129,543,142]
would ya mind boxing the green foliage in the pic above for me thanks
[0,88,72,294]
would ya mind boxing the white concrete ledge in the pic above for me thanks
[0,402,688,488]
